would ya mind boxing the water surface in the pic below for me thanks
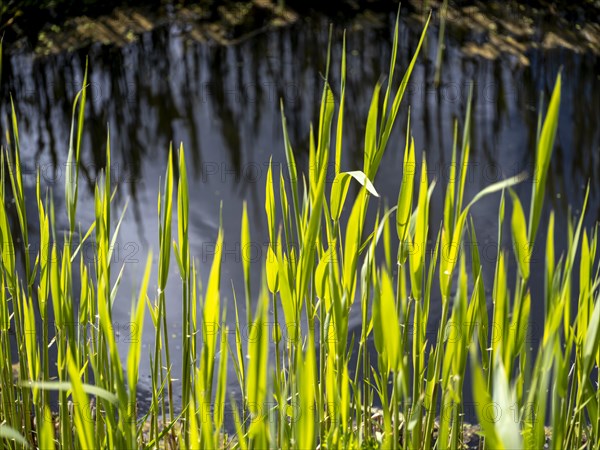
[2,8,599,419]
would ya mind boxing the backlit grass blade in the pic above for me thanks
[372,268,400,374]
[396,116,415,258]
[175,143,194,446]
[279,168,291,250]
[335,31,346,176]
[127,252,152,440]
[201,227,224,395]
[214,323,229,434]
[342,191,367,302]
[409,154,430,301]
[246,284,269,446]
[7,98,34,300]
[265,158,276,244]
[241,201,251,308]
[187,391,201,450]
[36,172,50,309]
[492,355,523,450]
[440,171,527,299]
[280,102,300,241]
[346,171,379,197]
[39,405,56,450]
[510,189,531,282]
[444,121,458,237]
[21,288,40,403]
[0,424,30,449]
[468,219,489,360]
[381,6,400,117]
[471,350,504,450]
[66,352,96,450]
[330,172,352,222]
[230,286,246,404]
[297,150,327,308]
[528,73,561,244]
[455,85,473,221]
[0,266,8,333]
[107,198,129,267]
[317,26,334,165]
[266,244,279,294]
[0,158,16,289]
[297,333,317,450]
[65,67,88,240]
[582,294,600,381]
[363,83,381,179]
[156,145,175,423]
[158,148,174,290]
[317,83,335,172]
[331,170,379,221]
[545,212,556,312]
[230,398,248,450]
[276,241,296,332]
[373,13,431,177]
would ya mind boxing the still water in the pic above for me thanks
[2,8,599,419]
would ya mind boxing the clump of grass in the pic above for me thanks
[1,14,599,450]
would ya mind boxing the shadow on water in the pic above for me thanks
[1,8,599,425]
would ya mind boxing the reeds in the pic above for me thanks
[1,16,599,450]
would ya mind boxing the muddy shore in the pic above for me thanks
[2,0,600,59]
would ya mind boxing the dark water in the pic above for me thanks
[2,9,599,420]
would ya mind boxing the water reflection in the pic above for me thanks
[1,10,599,417]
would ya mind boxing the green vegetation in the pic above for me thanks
[1,16,600,450]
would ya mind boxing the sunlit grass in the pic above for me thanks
[1,15,599,450]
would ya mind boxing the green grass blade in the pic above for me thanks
[396,116,415,254]
[510,189,531,281]
[127,252,152,397]
[528,73,561,244]
[0,424,30,448]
